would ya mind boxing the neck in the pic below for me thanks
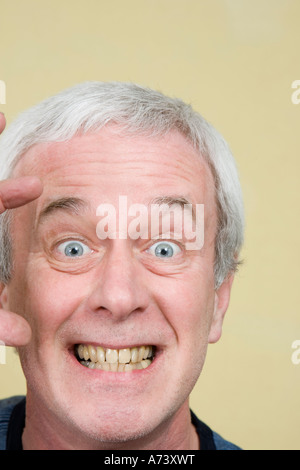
[22,392,200,450]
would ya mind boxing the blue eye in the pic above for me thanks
[57,241,91,258]
[148,241,181,258]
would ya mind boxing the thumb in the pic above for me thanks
[0,309,32,347]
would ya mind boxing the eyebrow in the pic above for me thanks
[37,197,90,225]
[149,196,195,220]
[37,195,195,226]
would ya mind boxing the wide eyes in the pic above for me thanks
[57,240,92,258]
[55,239,181,260]
[146,241,182,258]
[56,240,182,260]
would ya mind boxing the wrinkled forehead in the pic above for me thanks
[9,129,219,253]
[12,128,217,210]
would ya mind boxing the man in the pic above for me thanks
[0,82,244,450]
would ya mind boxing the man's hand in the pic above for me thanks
[0,113,43,346]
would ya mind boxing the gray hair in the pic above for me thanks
[0,81,244,288]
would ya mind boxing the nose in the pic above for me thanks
[87,241,150,321]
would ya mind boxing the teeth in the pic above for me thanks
[81,360,152,372]
[130,347,138,363]
[83,345,89,361]
[88,345,97,363]
[78,344,84,359]
[138,346,145,362]
[109,362,118,372]
[77,344,154,372]
[141,359,151,369]
[119,348,131,364]
[102,362,110,371]
[97,346,105,363]
[105,349,119,364]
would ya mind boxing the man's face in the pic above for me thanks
[4,127,229,447]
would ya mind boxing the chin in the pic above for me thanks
[60,401,164,448]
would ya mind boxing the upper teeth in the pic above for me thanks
[76,344,154,371]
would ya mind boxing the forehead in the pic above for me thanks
[13,127,216,209]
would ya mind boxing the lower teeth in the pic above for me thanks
[79,359,152,371]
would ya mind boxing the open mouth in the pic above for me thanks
[75,344,155,372]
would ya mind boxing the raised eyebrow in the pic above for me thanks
[149,196,195,220]
[37,197,90,225]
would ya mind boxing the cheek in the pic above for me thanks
[9,266,88,340]
[156,273,215,347]
[155,276,216,401]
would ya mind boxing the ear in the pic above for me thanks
[0,283,8,309]
[208,274,235,344]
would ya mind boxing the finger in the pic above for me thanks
[0,113,5,134]
[0,176,43,214]
[0,309,32,347]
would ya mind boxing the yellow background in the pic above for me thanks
[0,0,299,450]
